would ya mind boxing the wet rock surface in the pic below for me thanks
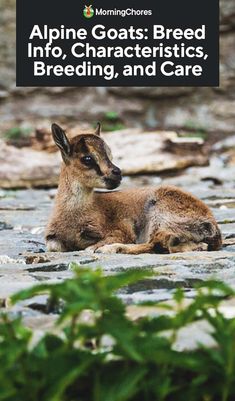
[0,0,235,349]
[0,159,235,307]
[0,159,235,347]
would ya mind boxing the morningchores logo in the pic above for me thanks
[94,8,153,17]
[83,5,95,19]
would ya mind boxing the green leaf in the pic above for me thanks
[96,364,147,401]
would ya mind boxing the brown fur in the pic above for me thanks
[45,123,222,254]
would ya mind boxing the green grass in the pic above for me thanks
[181,120,208,140]
[95,112,125,132]
[3,127,32,140]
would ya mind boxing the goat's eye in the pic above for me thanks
[81,155,93,166]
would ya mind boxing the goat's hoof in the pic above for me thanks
[95,244,123,254]
[46,240,65,252]
[86,245,97,253]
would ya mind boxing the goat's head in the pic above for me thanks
[51,123,122,190]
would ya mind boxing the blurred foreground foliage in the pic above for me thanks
[1,265,235,401]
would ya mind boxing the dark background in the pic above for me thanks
[16,0,219,87]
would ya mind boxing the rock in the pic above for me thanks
[25,254,51,264]
[0,156,234,347]
[103,129,208,175]
[2,247,235,302]
[210,100,235,123]
[172,320,217,351]
[212,209,235,224]
[182,156,235,186]
[0,140,61,188]
[23,314,58,332]
[0,255,25,264]
[211,136,235,167]
[0,0,15,90]
[108,87,195,99]
[223,238,235,247]
[163,98,235,133]
[212,135,235,152]
[0,130,209,187]
[0,229,46,258]
[0,221,13,230]
[219,223,235,238]
[220,0,235,31]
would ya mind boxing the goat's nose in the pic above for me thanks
[112,166,121,176]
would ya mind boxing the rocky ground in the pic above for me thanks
[0,0,235,351]
[1,159,235,296]
[0,131,235,347]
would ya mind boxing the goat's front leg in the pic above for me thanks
[93,243,153,254]
[87,229,170,255]
[86,228,136,254]
[87,237,125,253]
[87,239,153,254]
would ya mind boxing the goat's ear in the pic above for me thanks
[94,122,101,136]
[51,123,71,159]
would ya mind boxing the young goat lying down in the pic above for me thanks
[46,123,222,254]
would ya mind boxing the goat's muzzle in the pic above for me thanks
[104,165,122,189]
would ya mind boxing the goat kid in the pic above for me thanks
[45,123,222,254]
